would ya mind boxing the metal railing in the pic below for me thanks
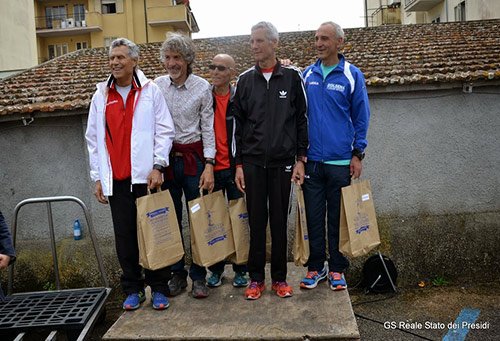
[8,196,109,294]
[35,15,87,29]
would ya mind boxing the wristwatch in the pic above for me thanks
[352,149,365,161]
[297,155,307,163]
[205,158,215,166]
[153,164,165,172]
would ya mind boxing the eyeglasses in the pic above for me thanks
[209,64,231,71]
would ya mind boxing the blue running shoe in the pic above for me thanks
[232,272,248,287]
[207,272,223,287]
[122,291,145,310]
[300,265,328,289]
[328,272,347,291]
[151,292,170,310]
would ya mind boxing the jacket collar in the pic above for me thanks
[312,54,346,73]
[98,69,149,93]
[255,59,283,77]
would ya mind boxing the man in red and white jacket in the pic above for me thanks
[85,38,175,311]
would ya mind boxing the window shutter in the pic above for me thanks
[116,0,124,13]
[94,0,102,13]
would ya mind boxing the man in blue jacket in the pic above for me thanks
[300,22,370,291]
[0,209,16,300]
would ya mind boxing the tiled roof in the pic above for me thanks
[1,19,499,116]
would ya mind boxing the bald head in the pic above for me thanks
[210,54,236,94]
[213,54,236,68]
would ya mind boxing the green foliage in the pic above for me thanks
[431,276,449,286]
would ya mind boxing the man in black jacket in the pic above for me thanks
[0,209,16,300]
[234,21,308,300]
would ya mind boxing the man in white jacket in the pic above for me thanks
[85,38,175,311]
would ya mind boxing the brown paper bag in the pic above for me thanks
[339,179,381,258]
[228,197,250,265]
[136,189,184,270]
[188,190,235,267]
[293,184,310,266]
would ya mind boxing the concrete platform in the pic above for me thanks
[103,263,360,340]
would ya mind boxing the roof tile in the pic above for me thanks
[1,19,499,116]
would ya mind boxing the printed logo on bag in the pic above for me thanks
[146,207,169,218]
[354,212,370,235]
[145,207,173,243]
[355,225,370,234]
[205,210,228,246]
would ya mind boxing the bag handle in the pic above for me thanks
[146,186,162,195]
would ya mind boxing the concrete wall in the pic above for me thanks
[0,0,37,73]
[1,85,499,287]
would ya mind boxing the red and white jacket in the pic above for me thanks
[85,69,175,196]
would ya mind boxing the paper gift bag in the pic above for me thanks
[188,190,235,267]
[339,179,380,258]
[136,189,184,270]
[293,184,310,266]
[228,197,250,265]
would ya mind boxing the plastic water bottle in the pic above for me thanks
[73,219,82,240]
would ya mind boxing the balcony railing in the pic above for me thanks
[146,4,199,33]
[35,13,102,37]
[405,0,443,12]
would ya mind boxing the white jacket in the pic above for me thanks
[85,69,175,196]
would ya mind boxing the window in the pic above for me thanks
[45,6,67,29]
[74,4,85,25]
[432,17,440,23]
[104,37,118,48]
[48,44,68,59]
[455,1,466,21]
[76,42,88,50]
[102,0,117,14]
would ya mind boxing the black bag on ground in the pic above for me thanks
[362,254,398,293]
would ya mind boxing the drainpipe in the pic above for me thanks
[143,0,149,43]
[365,0,368,27]
[445,0,449,21]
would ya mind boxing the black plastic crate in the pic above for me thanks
[0,287,107,333]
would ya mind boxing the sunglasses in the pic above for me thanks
[209,64,231,71]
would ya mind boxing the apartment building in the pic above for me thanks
[0,0,198,75]
[0,0,38,78]
[365,0,500,26]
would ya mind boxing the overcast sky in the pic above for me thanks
[190,0,366,39]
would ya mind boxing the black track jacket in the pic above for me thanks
[234,61,308,168]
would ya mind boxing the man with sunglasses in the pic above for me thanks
[155,32,215,299]
[234,22,308,300]
[205,54,248,289]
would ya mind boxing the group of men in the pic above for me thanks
[85,20,370,310]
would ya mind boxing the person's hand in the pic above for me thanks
[291,161,305,185]
[147,169,163,190]
[235,167,245,193]
[94,180,108,204]
[0,254,11,269]
[199,164,214,192]
[350,157,363,179]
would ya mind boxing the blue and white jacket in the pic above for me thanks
[303,55,370,162]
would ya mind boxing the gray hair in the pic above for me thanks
[321,21,345,40]
[251,21,279,42]
[109,38,139,60]
[160,32,196,74]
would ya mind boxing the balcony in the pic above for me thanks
[405,0,443,12]
[35,12,102,38]
[146,4,199,33]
